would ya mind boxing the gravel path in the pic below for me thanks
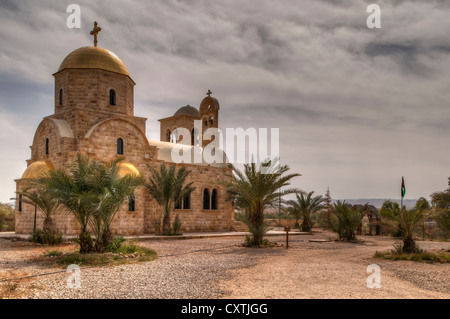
[0,232,449,299]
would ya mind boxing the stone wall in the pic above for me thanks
[15,61,233,236]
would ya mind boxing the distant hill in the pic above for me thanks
[334,199,418,209]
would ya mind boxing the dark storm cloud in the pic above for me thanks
[0,71,52,114]
[0,0,449,202]
[364,42,432,76]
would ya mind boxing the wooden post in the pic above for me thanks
[284,226,290,249]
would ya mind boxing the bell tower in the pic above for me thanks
[199,90,220,148]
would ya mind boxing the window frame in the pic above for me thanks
[203,188,210,210]
[45,138,49,155]
[117,138,124,155]
[109,89,117,106]
[128,194,135,212]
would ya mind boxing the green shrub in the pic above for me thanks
[329,201,366,241]
[374,249,449,263]
[244,235,272,247]
[106,236,126,253]
[29,229,63,245]
[435,210,450,236]
[116,241,139,254]
[44,250,62,257]
[171,214,182,235]
[0,203,15,232]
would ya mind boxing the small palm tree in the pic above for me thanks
[88,159,144,251]
[286,191,324,232]
[39,154,143,253]
[145,164,195,235]
[330,201,367,241]
[380,206,424,253]
[15,186,60,233]
[224,159,300,247]
[39,155,99,252]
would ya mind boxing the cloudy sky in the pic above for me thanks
[0,0,449,203]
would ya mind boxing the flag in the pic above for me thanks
[401,177,406,198]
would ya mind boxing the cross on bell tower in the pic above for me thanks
[206,89,212,97]
[90,21,102,47]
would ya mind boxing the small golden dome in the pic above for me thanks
[117,162,140,178]
[22,161,55,179]
[57,46,130,76]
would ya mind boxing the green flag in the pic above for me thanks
[401,177,406,198]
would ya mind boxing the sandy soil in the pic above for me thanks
[0,231,449,299]
[219,231,450,299]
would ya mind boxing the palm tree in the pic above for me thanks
[329,201,367,241]
[380,206,424,253]
[286,191,324,232]
[224,159,300,247]
[15,185,60,233]
[88,159,144,252]
[145,164,195,235]
[39,155,99,252]
[39,154,143,253]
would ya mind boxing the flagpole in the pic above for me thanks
[401,176,404,211]
[401,176,403,211]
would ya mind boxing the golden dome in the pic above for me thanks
[57,46,130,76]
[21,161,55,179]
[117,162,140,178]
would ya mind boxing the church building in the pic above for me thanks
[14,23,235,235]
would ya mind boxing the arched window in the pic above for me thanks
[18,194,22,212]
[183,194,191,210]
[109,89,116,106]
[191,129,195,146]
[128,194,135,212]
[211,189,218,210]
[45,138,49,155]
[203,119,208,127]
[209,116,214,126]
[175,198,182,210]
[166,130,172,142]
[59,89,63,105]
[203,189,210,210]
[117,138,124,155]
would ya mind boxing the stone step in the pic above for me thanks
[231,221,249,232]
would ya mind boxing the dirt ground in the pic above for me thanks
[219,232,450,299]
[0,230,449,299]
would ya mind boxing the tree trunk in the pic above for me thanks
[301,219,310,232]
[403,235,416,253]
[79,231,93,254]
[101,228,113,250]
[163,211,171,235]
[43,217,54,233]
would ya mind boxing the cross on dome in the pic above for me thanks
[90,21,102,47]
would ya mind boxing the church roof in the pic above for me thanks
[117,162,141,177]
[57,46,130,76]
[21,161,54,179]
[174,105,200,117]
